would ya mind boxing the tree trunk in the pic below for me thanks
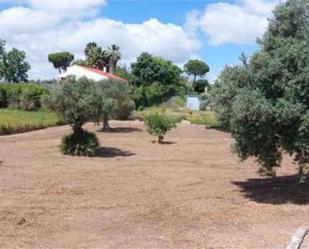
[102,117,111,132]
[158,135,164,144]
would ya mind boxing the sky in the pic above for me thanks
[0,0,280,81]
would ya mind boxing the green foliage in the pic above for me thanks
[187,112,219,128]
[108,44,121,73]
[210,0,309,176]
[193,79,209,94]
[94,79,134,130]
[0,109,63,135]
[131,52,186,108]
[0,39,30,82]
[184,59,210,82]
[45,77,97,131]
[45,77,101,156]
[114,64,131,80]
[144,112,177,143]
[48,52,74,73]
[210,65,249,129]
[60,129,99,157]
[84,42,121,73]
[0,83,48,110]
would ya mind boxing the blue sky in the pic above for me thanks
[0,0,278,80]
[102,0,258,77]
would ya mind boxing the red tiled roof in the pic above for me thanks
[80,66,128,82]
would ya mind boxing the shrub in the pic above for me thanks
[187,112,219,128]
[0,88,7,108]
[0,83,48,110]
[114,97,135,120]
[60,130,99,157]
[144,112,177,143]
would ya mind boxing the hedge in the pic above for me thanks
[0,83,48,111]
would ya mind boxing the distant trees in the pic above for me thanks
[184,59,209,83]
[0,39,30,82]
[131,52,187,108]
[193,79,209,94]
[210,0,309,177]
[108,44,121,73]
[48,52,74,73]
[83,42,121,73]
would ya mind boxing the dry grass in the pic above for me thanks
[0,120,308,249]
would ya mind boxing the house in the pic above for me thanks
[58,65,128,82]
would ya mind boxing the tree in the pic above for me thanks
[131,52,186,108]
[108,44,121,73]
[184,59,209,83]
[144,112,177,144]
[193,79,209,94]
[94,79,134,131]
[211,0,309,177]
[45,77,100,156]
[84,42,110,71]
[0,39,30,82]
[48,52,74,73]
[114,64,131,80]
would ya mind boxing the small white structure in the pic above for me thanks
[186,96,200,111]
[58,65,127,82]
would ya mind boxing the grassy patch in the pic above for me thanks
[0,109,64,135]
[133,107,220,128]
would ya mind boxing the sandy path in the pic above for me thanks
[0,121,308,249]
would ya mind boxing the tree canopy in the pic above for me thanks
[0,39,30,82]
[48,52,74,73]
[184,59,209,83]
[83,42,121,73]
[130,52,187,108]
[210,0,309,177]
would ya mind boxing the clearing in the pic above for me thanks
[0,121,308,249]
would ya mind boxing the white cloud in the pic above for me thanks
[0,2,200,79]
[186,0,279,45]
[28,0,107,18]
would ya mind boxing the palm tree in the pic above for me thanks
[108,44,121,73]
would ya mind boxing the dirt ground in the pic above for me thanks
[0,120,308,249]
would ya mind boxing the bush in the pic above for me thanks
[0,88,7,108]
[60,130,99,157]
[187,112,219,128]
[0,83,48,110]
[144,112,177,143]
[114,98,135,120]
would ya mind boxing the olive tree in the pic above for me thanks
[45,77,99,156]
[95,79,134,131]
[211,0,309,177]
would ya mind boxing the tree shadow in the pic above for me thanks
[96,127,142,133]
[151,141,177,145]
[95,147,135,158]
[232,175,309,205]
[110,127,142,133]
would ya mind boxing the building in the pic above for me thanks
[186,96,201,111]
[58,65,128,82]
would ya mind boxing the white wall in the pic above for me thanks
[186,97,200,111]
[58,65,108,81]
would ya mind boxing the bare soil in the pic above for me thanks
[0,120,308,249]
